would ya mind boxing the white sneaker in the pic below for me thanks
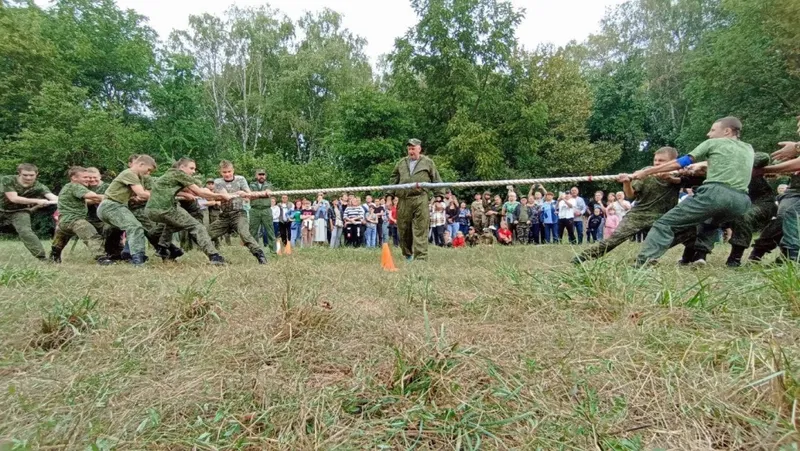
[690,259,707,266]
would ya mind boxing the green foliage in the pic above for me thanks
[0,0,797,192]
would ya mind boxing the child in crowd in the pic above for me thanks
[466,226,480,247]
[480,227,496,245]
[587,206,603,243]
[300,199,315,247]
[502,192,520,239]
[443,230,453,247]
[497,221,513,245]
[453,231,466,248]
[528,194,542,244]
[457,201,471,236]
[516,196,530,244]
[603,208,620,239]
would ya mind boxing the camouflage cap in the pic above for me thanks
[406,138,422,146]
[206,177,215,183]
[752,152,770,169]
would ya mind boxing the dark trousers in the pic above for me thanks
[573,219,584,244]
[558,218,576,244]
[530,223,542,244]
[279,222,291,245]
[389,224,399,246]
[433,225,445,246]
[543,223,557,243]
[345,223,361,247]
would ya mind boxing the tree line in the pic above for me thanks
[1,0,798,193]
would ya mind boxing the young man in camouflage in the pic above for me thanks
[1,163,59,260]
[97,155,157,266]
[631,117,754,266]
[85,167,108,233]
[50,166,112,265]
[389,138,445,261]
[209,160,268,264]
[145,158,235,265]
[573,147,682,264]
[249,168,277,253]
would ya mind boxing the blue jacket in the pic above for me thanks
[540,201,557,224]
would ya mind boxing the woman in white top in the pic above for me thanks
[612,191,631,218]
[312,193,329,244]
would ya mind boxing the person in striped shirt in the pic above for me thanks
[343,197,365,247]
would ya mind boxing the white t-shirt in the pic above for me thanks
[558,199,575,219]
[271,205,281,222]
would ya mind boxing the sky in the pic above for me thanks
[85,0,626,65]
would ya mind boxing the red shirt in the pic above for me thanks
[389,206,398,224]
[452,236,465,248]
[498,228,512,241]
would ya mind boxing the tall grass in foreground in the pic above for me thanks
[0,240,798,449]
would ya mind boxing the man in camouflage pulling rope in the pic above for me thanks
[389,138,445,261]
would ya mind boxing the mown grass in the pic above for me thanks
[0,239,799,450]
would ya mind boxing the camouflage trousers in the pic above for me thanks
[579,210,660,260]
[209,210,260,254]
[52,219,105,258]
[579,210,697,261]
[0,210,45,258]
[516,223,530,244]
[147,206,218,256]
[249,207,276,252]
[472,212,486,231]
[726,199,777,249]
[98,200,157,255]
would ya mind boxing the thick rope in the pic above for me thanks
[267,174,621,196]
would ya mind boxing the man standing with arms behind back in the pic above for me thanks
[389,138,445,261]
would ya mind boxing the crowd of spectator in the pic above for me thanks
[246,183,676,250]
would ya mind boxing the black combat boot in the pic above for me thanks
[209,254,226,266]
[130,252,146,266]
[726,245,746,268]
[253,249,267,264]
[96,255,114,266]
[167,244,184,259]
[49,247,63,264]
[748,246,768,263]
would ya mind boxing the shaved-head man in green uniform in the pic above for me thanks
[389,139,445,261]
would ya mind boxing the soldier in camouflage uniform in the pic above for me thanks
[574,147,682,263]
[479,228,496,245]
[470,193,485,232]
[208,160,268,264]
[389,139,445,261]
[722,152,775,266]
[50,167,112,265]
[1,163,58,260]
[85,167,108,233]
[97,156,157,266]
[145,158,234,265]
[249,169,276,253]
[759,114,800,262]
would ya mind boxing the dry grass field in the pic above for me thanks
[1,238,799,450]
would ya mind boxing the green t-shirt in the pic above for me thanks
[57,182,91,225]
[129,175,153,210]
[0,175,51,212]
[146,168,197,211]
[91,181,109,194]
[105,169,143,205]
[688,138,754,192]
[502,201,519,215]
[630,173,680,215]
[518,204,530,222]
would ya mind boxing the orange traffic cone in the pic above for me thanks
[381,243,398,272]
[284,241,293,255]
